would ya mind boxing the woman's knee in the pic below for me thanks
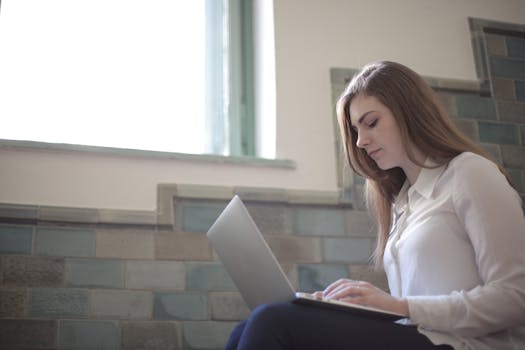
[234,303,298,349]
[250,302,288,320]
[248,302,302,329]
[224,320,247,350]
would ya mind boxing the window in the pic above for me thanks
[0,0,265,157]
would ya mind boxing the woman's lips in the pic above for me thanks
[368,149,381,159]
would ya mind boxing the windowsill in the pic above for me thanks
[0,139,296,169]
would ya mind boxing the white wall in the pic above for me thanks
[1,0,525,211]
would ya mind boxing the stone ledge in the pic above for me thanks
[330,67,482,94]
[0,185,363,229]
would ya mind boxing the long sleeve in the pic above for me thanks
[407,154,525,338]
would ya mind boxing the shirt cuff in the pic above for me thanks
[406,295,453,332]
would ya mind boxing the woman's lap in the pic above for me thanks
[226,302,452,350]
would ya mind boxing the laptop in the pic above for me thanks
[206,195,404,321]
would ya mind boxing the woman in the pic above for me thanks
[225,61,525,350]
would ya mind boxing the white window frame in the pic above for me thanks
[0,0,268,158]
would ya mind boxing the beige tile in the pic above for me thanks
[265,235,322,263]
[96,229,154,259]
[155,231,213,261]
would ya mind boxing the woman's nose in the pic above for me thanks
[356,131,369,148]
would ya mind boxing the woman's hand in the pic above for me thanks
[313,279,409,317]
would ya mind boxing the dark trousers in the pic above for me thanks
[225,302,454,350]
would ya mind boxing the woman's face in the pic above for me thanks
[349,93,410,173]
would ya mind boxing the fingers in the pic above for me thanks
[324,280,373,300]
[322,278,353,296]
[326,284,363,299]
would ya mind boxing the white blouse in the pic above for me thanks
[383,152,525,350]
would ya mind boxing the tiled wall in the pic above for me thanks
[1,17,524,350]
[0,187,384,349]
[331,18,525,207]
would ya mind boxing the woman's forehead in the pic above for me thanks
[349,95,384,120]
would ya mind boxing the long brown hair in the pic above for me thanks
[336,61,504,269]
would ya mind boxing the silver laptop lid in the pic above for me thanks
[207,195,296,310]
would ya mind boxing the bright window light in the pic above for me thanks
[0,0,207,154]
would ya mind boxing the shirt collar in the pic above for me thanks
[394,180,410,214]
[394,157,446,210]
[411,157,446,199]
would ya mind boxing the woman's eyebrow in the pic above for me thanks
[357,110,376,125]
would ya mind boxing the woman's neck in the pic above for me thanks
[402,148,426,185]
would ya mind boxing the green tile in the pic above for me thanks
[0,224,33,254]
[28,288,88,318]
[181,204,226,233]
[59,320,118,350]
[478,122,519,145]
[153,292,208,320]
[323,238,372,263]
[298,264,349,293]
[36,227,94,257]
[66,259,124,288]
[293,207,346,236]
[455,94,497,120]
[186,263,236,291]
[491,57,525,80]
[506,36,525,59]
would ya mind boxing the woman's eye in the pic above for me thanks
[368,119,378,128]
